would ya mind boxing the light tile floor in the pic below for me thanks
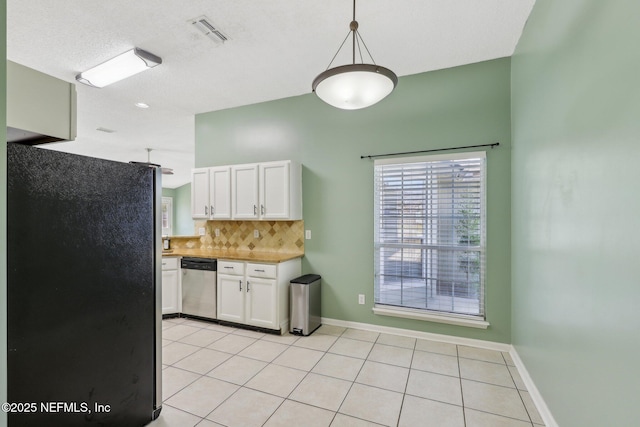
[149,318,545,427]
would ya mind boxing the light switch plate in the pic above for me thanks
[305,230,311,240]
[198,227,205,236]
[254,229,259,238]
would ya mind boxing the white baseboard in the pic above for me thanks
[320,316,511,352]
[510,347,559,427]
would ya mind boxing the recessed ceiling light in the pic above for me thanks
[135,102,150,109]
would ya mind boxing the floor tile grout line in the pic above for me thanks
[208,325,349,425]
[502,354,533,426]
[394,338,418,427]
[249,326,356,426]
[258,337,336,427]
[160,402,209,425]
[465,406,536,425]
[161,319,543,427]
[329,331,379,424]
[515,387,539,426]
[456,344,468,427]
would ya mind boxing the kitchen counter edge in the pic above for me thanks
[161,249,303,263]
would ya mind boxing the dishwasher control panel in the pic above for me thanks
[180,257,217,271]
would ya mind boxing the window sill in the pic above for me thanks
[372,305,490,329]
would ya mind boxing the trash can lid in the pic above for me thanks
[290,274,321,285]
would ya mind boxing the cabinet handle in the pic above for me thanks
[254,269,265,272]
[261,204,265,215]
[204,205,208,215]
[239,280,242,291]
[224,266,234,269]
[211,205,214,216]
[253,205,257,215]
[247,281,250,292]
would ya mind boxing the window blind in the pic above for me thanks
[374,152,486,318]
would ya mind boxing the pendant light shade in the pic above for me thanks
[312,64,397,110]
[312,0,397,110]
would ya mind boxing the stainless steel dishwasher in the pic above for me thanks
[181,257,217,320]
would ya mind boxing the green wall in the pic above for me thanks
[161,187,177,234]
[162,185,195,236]
[1,0,8,424]
[511,1,640,425]
[174,183,194,236]
[196,58,512,342]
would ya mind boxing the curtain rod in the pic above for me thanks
[360,142,500,159]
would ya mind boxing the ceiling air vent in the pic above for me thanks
[190,15,228,44]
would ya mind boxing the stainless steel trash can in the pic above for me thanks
[290,274,321,336]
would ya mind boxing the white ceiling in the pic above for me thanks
[7,0,535,188]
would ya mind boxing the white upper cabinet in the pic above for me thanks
[191,166,232,220]
[210,166,232,219]
[260,161,290,219]
[191,168,210,219]
[232,164,260,219]
[193,160,302,221]
[257,160,302,220]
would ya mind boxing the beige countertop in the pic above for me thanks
[162,248,303,263]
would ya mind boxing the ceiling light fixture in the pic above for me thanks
[76,48,162,88]
[130,148,174,175]
[312,0,397,110]
[135,102,150,109]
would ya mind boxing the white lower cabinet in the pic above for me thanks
[217,272,245,323]
[161,257,181,314]
[217,258,301,332]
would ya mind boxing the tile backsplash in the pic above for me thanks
[170,220,304,254]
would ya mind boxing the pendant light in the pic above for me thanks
[312,0,397,110]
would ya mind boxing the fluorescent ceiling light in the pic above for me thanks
[76,48,162,88]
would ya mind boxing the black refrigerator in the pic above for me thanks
[7,142,162,426]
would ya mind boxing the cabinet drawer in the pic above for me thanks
[247,263,277,279]
[218,260,245,275]
[161,257,179,270]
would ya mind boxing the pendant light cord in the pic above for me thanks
[322,0,378,70]
[352,0,356,64]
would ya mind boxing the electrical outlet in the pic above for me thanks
[305,230,311,240]
[198,227,205,236]
[215,228,220,237]
[254,229,259,238]
[358,294,365,305]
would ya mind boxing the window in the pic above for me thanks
[161,197,173,236]
[373,152,486,324]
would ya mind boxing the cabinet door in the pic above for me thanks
[245,277,277,329]
[232,164,259,219]
[260,161,290,219]
[161,270,179,314]
[217,274,245,323]
[210,166,231,219]
[191,168,210,219]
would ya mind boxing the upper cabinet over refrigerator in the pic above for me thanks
[7,61,77,145]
